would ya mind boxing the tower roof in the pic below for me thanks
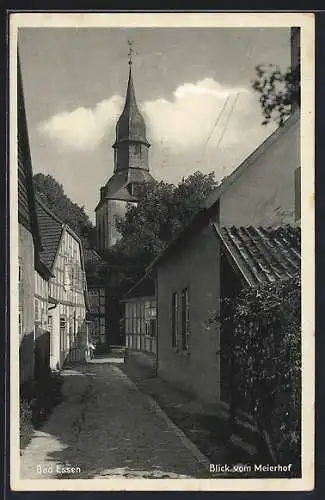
[113,65,150,147]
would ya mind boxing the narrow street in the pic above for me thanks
[20,357,210,480]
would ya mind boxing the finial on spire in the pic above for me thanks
[128,39,135,66]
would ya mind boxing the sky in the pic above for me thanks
[18,26,291,223]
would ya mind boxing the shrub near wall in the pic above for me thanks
[222,275,301,472]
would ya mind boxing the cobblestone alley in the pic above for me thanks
[20,357,210,480]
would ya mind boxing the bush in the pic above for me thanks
[20,370,65,449]
[20,398,33,450]
[32,371,64,426]
[222,275,301,470]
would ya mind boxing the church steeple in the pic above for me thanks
[113,65,150,148]
[112,42,150,173]
[95,41,154,251]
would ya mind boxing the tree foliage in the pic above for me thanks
[252,64,300,126]
[33,173,95,249]
[105,171,218,286]
[221,275,301,470]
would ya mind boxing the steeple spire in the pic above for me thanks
[113,41,150,150]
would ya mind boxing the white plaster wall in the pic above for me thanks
[220,115,300,227]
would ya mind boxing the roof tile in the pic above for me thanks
[35,198,63,270]
[215,224,300,286]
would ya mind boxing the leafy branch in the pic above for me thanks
[252,63,300,126]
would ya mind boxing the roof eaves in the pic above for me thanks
[18,54,43,254]
[145,208,211,273]
[204,109,300,211]
[123,271,155,300]
[35,257,55,280]
[49,225,65,271]
[212,223,254,287]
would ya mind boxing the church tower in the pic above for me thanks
[95,50,154,251]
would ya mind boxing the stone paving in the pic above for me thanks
[20,357,210,480]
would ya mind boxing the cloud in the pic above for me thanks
[37,78,261,156]
[142,78,253,152]
[37,95,124,152]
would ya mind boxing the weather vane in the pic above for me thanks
[127,39,137,66]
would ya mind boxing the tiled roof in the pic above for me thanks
[35,197,64,270]
[214,224,300,287]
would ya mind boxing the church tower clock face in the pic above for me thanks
[95,43,154,252]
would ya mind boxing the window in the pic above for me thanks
[81,270,87,290]
[18,261,22,283]
[19,311,22,336]
[19,258,23,307]
[102,218,106,246]
[128,183,134,196]
[70,266,75,289]
[148,318,156,338]
[181,287,190,350]
[60,315,66,329]
[294,167,301,222]
[35,299,39,323]
[63,262,71,292]
[171,292,178,348]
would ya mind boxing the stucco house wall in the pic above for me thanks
[219,112,300,227]
[34,270,50,379]
[157,225,221,404]
[19,224,35,385]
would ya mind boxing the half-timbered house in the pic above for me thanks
[35,197,90,369]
